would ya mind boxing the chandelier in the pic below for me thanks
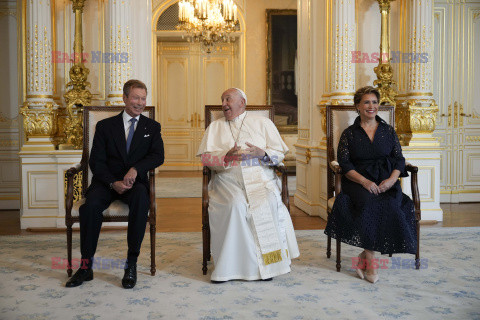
[177,0,239,53]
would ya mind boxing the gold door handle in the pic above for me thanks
[444,104,452,127]
[459,103,468,127]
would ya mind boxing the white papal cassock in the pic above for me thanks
[197,111,300,281]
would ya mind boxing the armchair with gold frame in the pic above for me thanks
[201,105,290,275]
[64,106,157,277]
[325,105,421,272]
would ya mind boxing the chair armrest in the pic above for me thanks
[405,163,421,221]
[329,161,342,174]
[65,163,84,221]
[273,166,290,212]
[66,163,84,177]
[329,161,342,195]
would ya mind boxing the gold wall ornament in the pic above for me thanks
[374,62,397,106]
[395,99,439,144]
[319,105,327,137]
[409,104,439,134]
[19,103,57,137]
[59,0,92,150]
[374,0,397,106]
[305,148,312,164]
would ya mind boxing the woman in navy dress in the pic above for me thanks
[324,86,417,283]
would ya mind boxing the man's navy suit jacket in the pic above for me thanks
[88,111,164,192]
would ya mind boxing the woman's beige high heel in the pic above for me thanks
[364,272,379,284]
[355,252,365,279]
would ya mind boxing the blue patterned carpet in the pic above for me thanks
[0,228,479,319]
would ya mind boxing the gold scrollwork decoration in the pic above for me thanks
[64,170,83,203]
[305,148,311,164]
[374,62,397,106]
[395,100,438,143]
[409,102,439,134]
[319,106,327,136]
[19,103,57,137]
[60,0,92,150]
[374,0,397,106]
[72,0,87,12]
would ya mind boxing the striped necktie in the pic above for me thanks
[126,118,137,153]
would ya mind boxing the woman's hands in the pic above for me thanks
[347,170,401,195]
[361,177,397,194]
[378,177,397,193]
[361,179,381,195]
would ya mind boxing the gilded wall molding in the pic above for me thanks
[297,129,310,140]
[0,113,19,129]
[0,9,16,17]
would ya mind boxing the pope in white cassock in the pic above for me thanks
[197,88,300,282]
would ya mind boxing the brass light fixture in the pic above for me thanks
[177,0,239,53]
[374,0,397,106]
[60,0,92,150]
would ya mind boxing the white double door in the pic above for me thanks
[433,1,480,202]
[157,41,241,170]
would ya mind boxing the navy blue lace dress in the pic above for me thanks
[324,116,417,254]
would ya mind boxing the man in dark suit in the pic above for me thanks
[66,79,164,289]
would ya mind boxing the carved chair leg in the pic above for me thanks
[150,223,156,276]
[67,224,73,277]
[202,223,209,275]
[207,226,211,261]
[327,235,332,258]
[336,238,341,272]
[415,218,421,270]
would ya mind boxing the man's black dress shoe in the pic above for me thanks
[211,280,227,284]
[122,264,137,289]
[65,268,93,288]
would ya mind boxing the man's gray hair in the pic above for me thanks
[233,88,247,106]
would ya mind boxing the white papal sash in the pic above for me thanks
[241,164,283,276]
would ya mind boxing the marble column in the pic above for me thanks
[295,0,356,219]
[328,0,356,103]
[396,0,442,221]
[104,0,133,105]
[396,0,438,146]
[20,0,57,150]
[319,0,356,145]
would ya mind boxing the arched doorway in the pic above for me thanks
[152,1,245,171]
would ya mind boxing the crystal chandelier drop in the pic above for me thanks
[177,0,239,53]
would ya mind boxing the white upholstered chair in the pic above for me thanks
[65,106,157,277]
[325,105,421,271]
